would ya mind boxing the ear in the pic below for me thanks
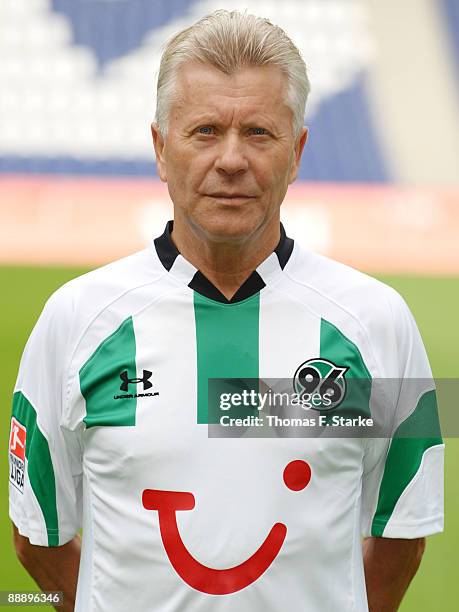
[288,127,308,184]
[151,122,167,183]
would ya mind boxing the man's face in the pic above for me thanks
[152,62,307,241]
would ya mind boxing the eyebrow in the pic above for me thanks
[185,115,278,132]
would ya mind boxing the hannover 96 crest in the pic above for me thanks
[293,359,348,411]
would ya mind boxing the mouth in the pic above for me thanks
[206,193,256,204]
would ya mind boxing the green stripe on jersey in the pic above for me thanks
[320,319,371,379]
[320,318,372,419]
[80,316,137,428]
[371,389,443,536]
[194,292,260,424]
[12,392,59,546]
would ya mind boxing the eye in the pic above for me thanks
[250,127,270,136]
[196,126,215,135]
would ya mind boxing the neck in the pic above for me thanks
[170,217,281,300]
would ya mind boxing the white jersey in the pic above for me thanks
[9,222,444,612]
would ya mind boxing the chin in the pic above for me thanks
[194,211,261,243]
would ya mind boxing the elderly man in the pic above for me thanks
[10,10,443,612]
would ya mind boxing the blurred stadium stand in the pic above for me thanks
[0,0,458,270]
[442,0,459,72]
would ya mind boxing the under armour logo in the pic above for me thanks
[120,370,153,392]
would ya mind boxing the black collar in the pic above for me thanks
[154,220,294,304]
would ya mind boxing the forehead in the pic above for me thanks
[171,61,292,124]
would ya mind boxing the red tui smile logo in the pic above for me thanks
[142,459,311,595]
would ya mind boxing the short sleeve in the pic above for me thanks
[8,288,83,546]
[361,290,444,538]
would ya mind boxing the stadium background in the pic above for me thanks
[0,0,458,609]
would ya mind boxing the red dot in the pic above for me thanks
[283,460,312,491]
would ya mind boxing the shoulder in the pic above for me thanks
[285,243,410,324]
[283,243,417,377]
[27,245,168,371]
[41,245,164,325]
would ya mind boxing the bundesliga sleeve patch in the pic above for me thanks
[9,417,26,493]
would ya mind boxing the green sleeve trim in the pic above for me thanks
[12,392,59,546]
[371,389,443,536]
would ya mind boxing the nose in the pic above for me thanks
[215,133,249,176]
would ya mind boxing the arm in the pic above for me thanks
[363,536,426,612]
[13,524,81,612]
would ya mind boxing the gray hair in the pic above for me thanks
[155,10,310,137]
